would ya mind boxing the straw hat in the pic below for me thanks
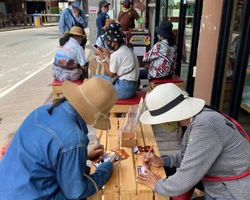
[67,26,86,37]
[62,77,117,130]
[102,19,116,30]
[140,83,205,124]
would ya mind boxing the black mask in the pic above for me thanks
[107,42,116,51]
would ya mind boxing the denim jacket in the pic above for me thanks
[59,6,88,35]
[0,101,113,200]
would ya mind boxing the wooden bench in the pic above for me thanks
[110,91,147,117]
[88,118,169,200]
[52,79,83,101]
[149,75,184,91]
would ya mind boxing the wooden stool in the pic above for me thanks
[149,75,184,91]
[52,79,83,101]
[110,91,147,117]
[223,79,232,109]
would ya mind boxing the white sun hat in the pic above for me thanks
[140,83,205,125]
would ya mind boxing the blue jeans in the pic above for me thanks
[93,75,138,99]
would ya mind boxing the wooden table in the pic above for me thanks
[88,118,169,200]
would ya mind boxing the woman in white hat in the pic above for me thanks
[136,83,250,200]
[52,26,88,82]
[0,77,117,200]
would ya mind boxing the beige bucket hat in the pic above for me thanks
[62,77,117,130]
[140,83,205,125]
[67,26,86,37]
[102,19,116,30]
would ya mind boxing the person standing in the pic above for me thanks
[118,0,144,31]
[96,0,110,38]
[59,0,88,49]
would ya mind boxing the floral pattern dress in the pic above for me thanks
[143,39,177,79]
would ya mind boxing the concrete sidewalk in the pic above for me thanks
[0,23,58,32]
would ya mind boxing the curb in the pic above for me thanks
[0,24,58,32]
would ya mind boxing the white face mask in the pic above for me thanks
[157,34,161,40]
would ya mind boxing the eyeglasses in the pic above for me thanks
[132,146,154,154]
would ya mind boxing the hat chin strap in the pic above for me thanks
[91,112,110,131]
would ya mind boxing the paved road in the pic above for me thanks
[0,26,94,148]
[0,27,61,97]
[0,27,61,147]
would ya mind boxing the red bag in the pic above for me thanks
[0,138,12,162]
[171,114,250,200]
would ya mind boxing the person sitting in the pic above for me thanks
[96,0,110,38]
[52,26,88,82]
[143,21,177,79]
[0,77,118,200]
[88,19,117,78]
[95,23,140,99]
[137,83,250,200]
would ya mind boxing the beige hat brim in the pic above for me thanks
[140,98,205,125]
[62,81,110,130]
[68,31,86,37]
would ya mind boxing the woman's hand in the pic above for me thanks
[101,48,113,59]
[73,7,80,18]
[87,144,104,162]
[136,169,162,190]
[143,152,164,168]
[95,48,105,60]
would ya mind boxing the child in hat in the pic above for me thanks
[143,21,177,79]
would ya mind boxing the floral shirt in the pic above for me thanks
[143,39,177,79]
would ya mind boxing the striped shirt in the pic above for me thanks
[155,108,250,199]
[143,39,177,79]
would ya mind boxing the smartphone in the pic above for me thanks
[92,44,103,52]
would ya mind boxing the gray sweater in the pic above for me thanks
[155,108,250,200]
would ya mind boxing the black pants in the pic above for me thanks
[164,166,204,200]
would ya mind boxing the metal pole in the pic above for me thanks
[175,0,186,77]
[186,0,203,97]
[229,0,250,120]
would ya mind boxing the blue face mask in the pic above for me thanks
[102,11,107,14]
[77,40,82,45]
[72,1,81,8]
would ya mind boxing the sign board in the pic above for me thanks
[89,6,98,14]
[129,35,151,45]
